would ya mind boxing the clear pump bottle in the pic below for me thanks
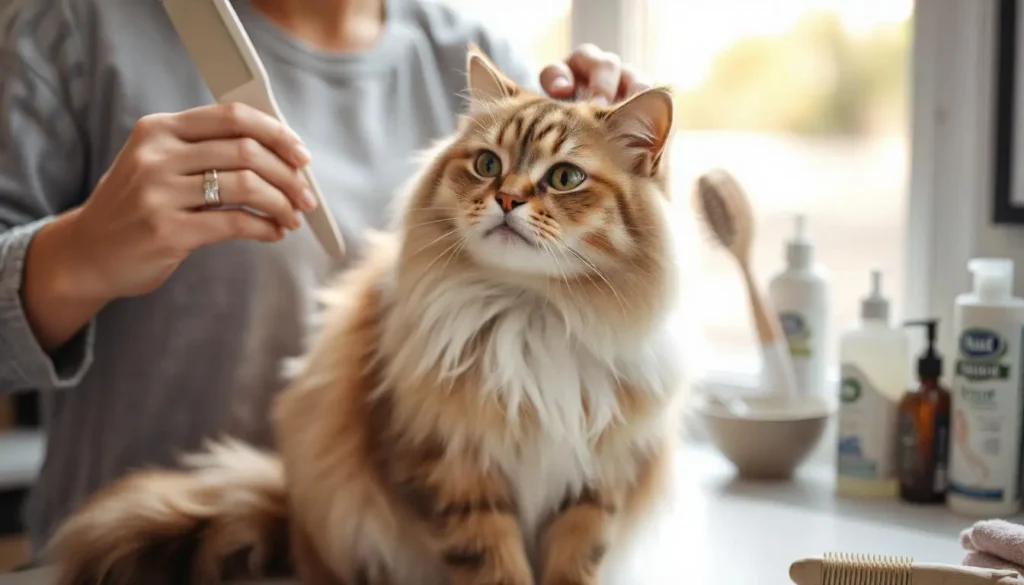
[836,270,910,498]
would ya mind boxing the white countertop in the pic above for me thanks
[0,442,995,585]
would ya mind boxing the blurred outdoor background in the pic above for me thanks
[438,0,914,382]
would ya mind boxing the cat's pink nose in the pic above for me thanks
[496,192,528,213]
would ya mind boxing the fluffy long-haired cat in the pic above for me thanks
[48,46,684,585]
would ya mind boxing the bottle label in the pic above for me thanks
[897,406,950,495]
[897,411,918,486]
[934,409,950,493]
[949,324,1024,503]
[838,363,898,481]
[780,310,815,397]
[780,311,813,358]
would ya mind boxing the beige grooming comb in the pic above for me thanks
[790,553,1024,585]
[160,0,347,267]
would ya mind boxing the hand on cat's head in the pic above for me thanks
[539,43,650,105]
[403,46,676,289]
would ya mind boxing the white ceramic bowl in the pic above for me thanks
[695,394,835,480]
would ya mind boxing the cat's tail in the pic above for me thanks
[46,439,292,585]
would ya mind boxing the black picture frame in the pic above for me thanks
[994,0,1024,223]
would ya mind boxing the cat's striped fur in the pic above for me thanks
[47,45,684,585]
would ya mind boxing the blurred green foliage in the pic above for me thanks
[677,12,911,136]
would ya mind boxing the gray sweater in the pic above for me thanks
[0,0,534,555]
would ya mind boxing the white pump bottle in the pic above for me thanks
[768,215,831,399]
[836,270,910,498]
[948,258,1024,517]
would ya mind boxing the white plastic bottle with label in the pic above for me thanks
[948,258,1024,517]
[768,214,830,399]
[836,270,910,498]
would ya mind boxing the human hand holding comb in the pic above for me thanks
[22,103,315,352]
[160,0,346,266]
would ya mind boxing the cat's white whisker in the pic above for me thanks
[560,242,631,317]
[405,216,458,230]
[417,225,462,251]
[418,233,469,278]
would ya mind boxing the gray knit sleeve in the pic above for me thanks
[0,0,95,392]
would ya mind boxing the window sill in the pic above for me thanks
[671,442,1018,540]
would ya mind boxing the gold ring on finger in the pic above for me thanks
[203,169,221,207]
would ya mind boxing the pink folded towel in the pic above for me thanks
[961,519,1024,572]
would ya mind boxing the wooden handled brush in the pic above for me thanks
[791,553,1024,585]
[694,168,798,399]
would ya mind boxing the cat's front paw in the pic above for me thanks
[537,544,607,585]
[442,539,534,585]
[538,487,617,585]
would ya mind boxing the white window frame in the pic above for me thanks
[569,0,648,67]
[904,0,1001,363]
[571,0,1001,446]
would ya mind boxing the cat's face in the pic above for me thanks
[410,47,675,283]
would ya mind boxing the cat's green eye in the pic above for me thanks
[473,150,502,178]
[546,163,587,191]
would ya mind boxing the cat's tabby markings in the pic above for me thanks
[48,45,684,585]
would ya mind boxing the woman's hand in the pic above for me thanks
[22,103,316,351]
[539,44,650,105]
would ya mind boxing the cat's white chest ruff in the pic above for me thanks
[470,302,666,539]
[409,278,679,537]
[501,432,600,540]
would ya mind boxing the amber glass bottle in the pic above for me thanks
[897,319,952,504]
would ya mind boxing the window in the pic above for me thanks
[435,0,916,392]
[644,0,916,385]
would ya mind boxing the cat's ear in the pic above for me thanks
[466,43,519,111]
[600,87,674,176]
